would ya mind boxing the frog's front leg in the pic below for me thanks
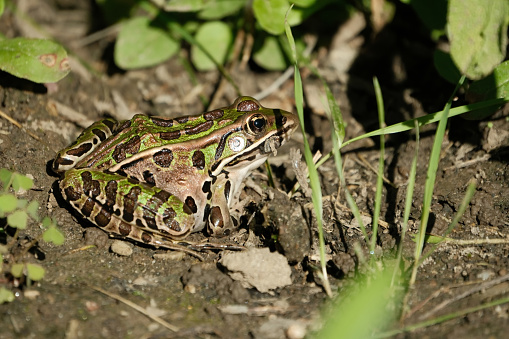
[206,178,238,237]
[59,168,197,245]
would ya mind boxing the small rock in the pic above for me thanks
[220,248,292,293]
[110,240,133,256]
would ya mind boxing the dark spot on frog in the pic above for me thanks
[123,186,142,222]
[112,135,141,163]
[160,130,181,140]
[102,119,116,131]
[192,150,206,170]
[92,128,107,141]
[237,99,259,112]
[185,121,214,135]
[95,208,111,227]
[81,171,100,198]
[143,170,156,185]
[224,180,231,202]
[154,190,172,202]
[202,181,212,199]
[151,117,174,127]
[143,209,157,229]
[105,180,117,208]
[203,109,224,121]
[141,232,152,243]
[118,222,132,236]
[81,197,95,217]
[203,203,211,222]
[184,196,197,214]
[209,206,224,228]
[120,158,143,171]
[66,142,92,157]
[64,186,81,201]
[113,120,131,135]
[175,116,189,124]
[153,148,173,168]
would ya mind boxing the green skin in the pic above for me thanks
[53,96,298,253]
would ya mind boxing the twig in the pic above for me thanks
[89,285,180,332]
[0,109,42,141]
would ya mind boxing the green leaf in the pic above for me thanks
[16,198,27,209]
[198,0,245,19]
[0,194,17,215]
[11,263,24,278]
[0,287,15,304]
[434,50,462,84]
[26,200,39,220]
[448,0,509,79]
[26,264,45,281]
[43,226,65,246]
[191,21,232,71]
[115,16,179,69]
[0,168,12,188]
[155,0,205,11]
[0,1,4,20]
[0,38,70,83]
[465,60,509,119]
[42,216,52,228]
[253,36,288,71]
[253,0,289,35]
[292,0,316,7]
[7,210,28,229]
[11,173,33,191]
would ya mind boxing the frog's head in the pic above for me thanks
[210,96,299,176]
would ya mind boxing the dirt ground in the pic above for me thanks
[1,1,509,338]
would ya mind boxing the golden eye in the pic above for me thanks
[247,114,266,134]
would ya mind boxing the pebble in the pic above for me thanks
[110,240,133,256]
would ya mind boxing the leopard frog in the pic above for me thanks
[53,96,298,253]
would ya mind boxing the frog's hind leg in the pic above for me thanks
[59,168,198,251]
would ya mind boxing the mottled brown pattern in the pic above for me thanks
[203,109,224,121]
[154,189,172,202]
[153,149,173,168]
[192,150,205,170]
[143,209,157,230]
[102,119,116,130]
[141,232,152,243]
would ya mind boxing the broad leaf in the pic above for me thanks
[115,16,179,69]
[0,194,17,215]
[12,173,33,191]
[0,287,14,304]
[26,264,45,281]
[253,0,289,35]
[0,38,70,83]
[448,0,509,79]
[191,21,232,71]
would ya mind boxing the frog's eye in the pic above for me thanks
[229,136,246,152]
[246,114,267,135]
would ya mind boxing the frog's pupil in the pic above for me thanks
[253,118,265,129]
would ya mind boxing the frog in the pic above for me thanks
[52,96,298,256]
